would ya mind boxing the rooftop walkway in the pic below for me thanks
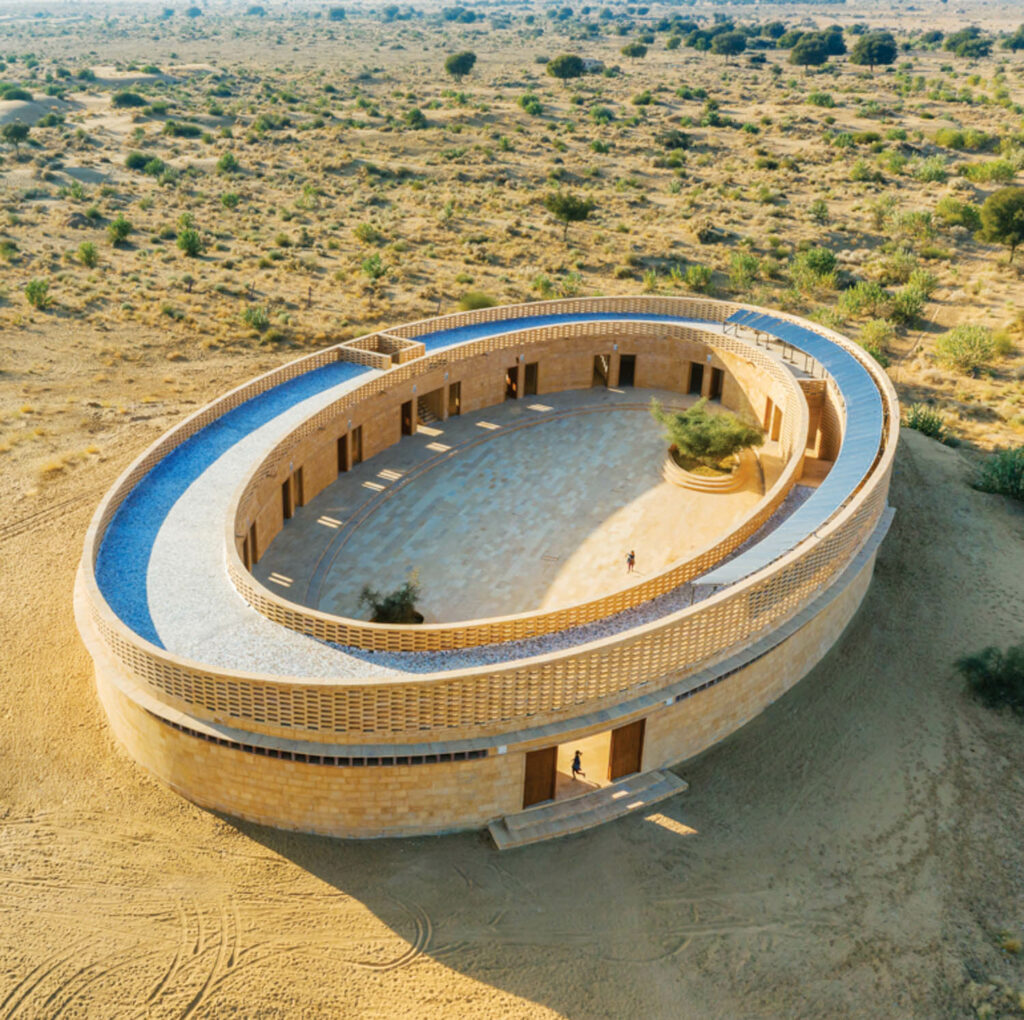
[92,311,885,681]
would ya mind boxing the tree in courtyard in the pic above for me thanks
[543,191,595,239]
[651,398,764,470]
[359,572,423,624]
[789,33,830,71]
[1,122,29,149]
[850,31,898,72]
[710,31,746,62]
[546,54,585,81]
[444,50,477,81]
[979,187,1024,262]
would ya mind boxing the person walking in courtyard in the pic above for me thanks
[571,750,586,780]
[626,550,635,574]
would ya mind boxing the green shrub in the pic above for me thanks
[651,397,764,469]
[889,285,926,326]
[935,323,996,375]
[177,227,204,257]
[404,107,428,129]
[728,252,760,291]
[838,280,890,318]
[216,151,240,173]
[107,213,133,245]
[684,263,712,293]
[934,196,981,231]
[458,291,496,310]
[806,91,834,108]
[519,93,543,116]
[910,155,949,182]
[112,90,147,108]
[903,402,948,441]
[974,446,1024,501]
[359,572,423,624]
[124,151,148,171]
[162,119,202,138]
[24,277,50,309]
[77,241,99,267]
[221,191,240,209]
[933,127,992,151]
[957,645,1024,714]
[791,246,837,292]
[242,305,270,332]
[354,222,382,245]
[962,159,1015,184]
[859,318,896,366]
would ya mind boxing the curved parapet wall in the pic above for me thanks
[75,297,899,839]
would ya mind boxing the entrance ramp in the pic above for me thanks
[488,770,688,850]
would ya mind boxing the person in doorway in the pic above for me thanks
[626,550,635,574]
[571,750,586,780]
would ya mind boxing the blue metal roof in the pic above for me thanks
[699,312,884,585]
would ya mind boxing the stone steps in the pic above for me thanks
[488,770,689,850]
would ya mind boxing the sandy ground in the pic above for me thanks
[2,426,1024,1018]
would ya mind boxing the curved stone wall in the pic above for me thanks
[76,296,898,838]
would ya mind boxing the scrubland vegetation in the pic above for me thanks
[0,1,1023,491]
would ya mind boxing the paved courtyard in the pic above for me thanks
[254,387,766,624]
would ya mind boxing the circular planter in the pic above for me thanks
[662,447,756,493]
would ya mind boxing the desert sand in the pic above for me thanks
[3,0,1024,1016]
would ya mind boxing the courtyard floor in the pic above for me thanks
[253,386,767,624]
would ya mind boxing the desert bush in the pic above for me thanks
[858,318,896,365]
[518,93,543,116]
[903,402,949,440]
[850,159,878,183]
[24,278,50,309]
[359,572,422,624]
[791,246,837,292]
[221,191,240,209]
[839,280,890,318]
[933,127,993,151]
[807,91,834,107]
[651,397,764,469]
[112,90,147,108]
[974,446,1024,501]
[809,199,829,224]
[935,323,996,375]
[621,42,648,58]
[353,222,382,245]
[242,305,270,332]
[177,228,204,258]
[77,241,99,267]
[909,155,949,182]
[962,159,1016,184]
[162,119,202,138]
[458,291,496,310]
[404,107,427,129]
[107,213,133,246]
[957,645,1024,714]
[684,263,712,292]
[889,284,927,326]
[876,249,918,285]
[728,252,759,291]
[907,267,939,298]
[216,151,240,174]
[361,253,387,280]
[444,51,476,80]
[934,196,981,231]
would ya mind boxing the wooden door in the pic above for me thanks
[522,746,557,808]
[608,719,645,781]
[688,362,704,395]
[524,362,538,396]
[710,367,724,400]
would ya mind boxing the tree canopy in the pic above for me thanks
[543,191,595,238]
[651,399,764,469]
[546,54,585,80]
[849,31,898,71]
[979,187,1024,262]
[1,122,30,148]
[789,33,830,69]
[444,50,476,80]
[710,31,746,60]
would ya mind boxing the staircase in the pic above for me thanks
[416,396,439,426]
[488,770,689,850]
